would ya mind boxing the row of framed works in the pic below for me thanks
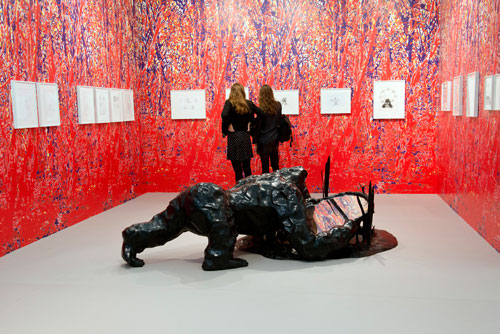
[77,86,134,124]
[441,73,500,116]
[11,81,61,129]
[10,80,135,129]
[172,80,406,120]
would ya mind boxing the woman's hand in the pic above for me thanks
[228,124,235,133]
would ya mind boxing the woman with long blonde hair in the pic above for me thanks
[256,85,282,173]
[221,83,260,182]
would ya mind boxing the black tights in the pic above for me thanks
[231,159,251,182]
[260,151,279,174]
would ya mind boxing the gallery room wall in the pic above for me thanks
[0,0,141,256]
[134,0,441,194]
[438,0,500,252]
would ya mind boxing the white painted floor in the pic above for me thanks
[1,193,500,334]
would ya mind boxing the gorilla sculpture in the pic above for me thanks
[121,167,379,271]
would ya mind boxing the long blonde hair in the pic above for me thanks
[228,83,249,114]
[258,85,278,115]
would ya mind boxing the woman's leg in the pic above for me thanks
[270,148,279,171]
[242,159,252,178]
[231,160,244,182]
[260,153,270,173]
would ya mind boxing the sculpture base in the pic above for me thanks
[235,229,398,260]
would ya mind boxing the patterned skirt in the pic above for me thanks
[227,131,253,161]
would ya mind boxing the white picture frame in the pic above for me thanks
[373,80,405,119]
[273,89,299,115]
[122,89,135,122]
[494,74,500,110]
[171,89,206,119]
[109,88,123,122]
[483,76,494,111]
[95,88,111,123]
[77,86,96,124]
[466,72,479,117]
[441,81,451,111]
[11,80,39,129]
[36,82,61,127]
[453,75,463,116]
[225,87,249,100]
[320,88,351,114]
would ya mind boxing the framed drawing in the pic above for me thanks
[373,80,405,119]
[453,76,463,116]
[122,89,135,122]
[273,89,299,115]
[36,82,61,127]
[225,87,249,100]
[483,76,494,111]
[320,88,351,114]
[95,88,111,123]
[171,89,206,119]
[109,88,123,122]
[77,86,96,124]
[11,80,39,129]
[494,74,500,110]
[441,81,451,111]
[466,72,479,117]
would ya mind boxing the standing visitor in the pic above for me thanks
[221,83,260,182]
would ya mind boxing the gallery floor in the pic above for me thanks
[1,193,500,333]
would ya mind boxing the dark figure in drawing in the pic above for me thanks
[382,98,393,108]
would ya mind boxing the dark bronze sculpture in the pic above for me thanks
[122,166,396,271]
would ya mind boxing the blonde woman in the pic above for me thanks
[256,85,282,173]
[221,83,260,182]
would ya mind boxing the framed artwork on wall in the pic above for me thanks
[171,89,206,119]
[373,80,405,119]
[494,74,500,110]
[122,89,135,122]
[441,81,451,111]
[36,82,61,127]
[77,86,96,124]
[320,88,351,114]
[11,80,39,129]
[466,72,479,117]
[95,88,111,123]
[109,88,124,122]
[483,76,494,111]
[273,89,299,115]
[453,76,463,116]
[225,87,249,100]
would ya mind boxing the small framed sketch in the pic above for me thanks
[36,82,61,127]
[453,75,463,116]
[77,86,96,124]
[225,87,249,100]
[122,89,135,121]
[484,76,494,111]
[441,81,451,111]
[274,89,299,115]
[466,72,479,117]
[95,88,111,123]
[11,80,39,129]
[171,89,206,119]
[373,80,405,119]
[109,88,124,122]
[320,88,351,114]
[494,74,500,110]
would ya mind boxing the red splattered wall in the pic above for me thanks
[135,0,441,194]
[1,0,442,257]
[438,0,500,252]
[0,0,141,256]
